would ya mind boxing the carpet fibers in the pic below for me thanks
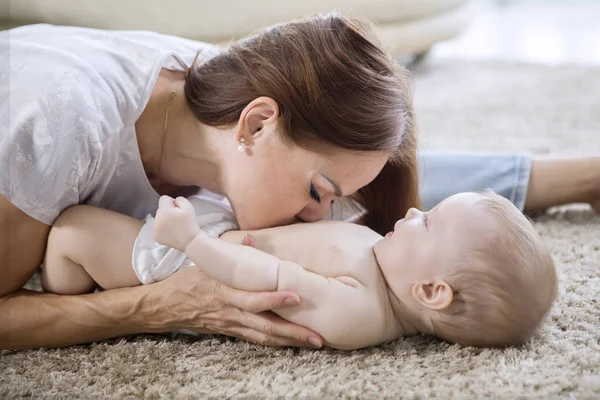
[1,59,599,398]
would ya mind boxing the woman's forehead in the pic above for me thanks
[317,151,387,191]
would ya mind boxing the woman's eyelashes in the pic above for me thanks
[309,183,322,203]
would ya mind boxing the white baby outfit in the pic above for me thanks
[132,190,239,284]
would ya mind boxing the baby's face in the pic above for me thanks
[373,192,496,291]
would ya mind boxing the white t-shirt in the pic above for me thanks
[0,24,219,224]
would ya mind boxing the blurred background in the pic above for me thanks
[3,0,599,68]
[432,0,600,66]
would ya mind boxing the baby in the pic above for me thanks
[42,190,558,350]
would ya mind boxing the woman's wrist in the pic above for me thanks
[144,269,213,333]
[118,284,177,333]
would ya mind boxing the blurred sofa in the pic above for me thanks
[1,0,472,56]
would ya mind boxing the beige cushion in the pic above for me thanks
[379,2,472,54]
[3,0,470,55]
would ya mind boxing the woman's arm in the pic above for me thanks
[0,195,156,349]
[1,284,168,350]
[0,197,323,350]
[2,267,325,350]
[0,195,50,297]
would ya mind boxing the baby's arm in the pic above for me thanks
[184,231,375,349]
[42,205,144,294]
[155,196,375,349]
[154,196,366,293]
[152,195,290,292]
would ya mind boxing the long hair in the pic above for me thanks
[185,13,420,234]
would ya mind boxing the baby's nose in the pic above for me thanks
[405,207,423,220]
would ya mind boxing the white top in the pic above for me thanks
[0,23,364,227]
[0,24,219,224]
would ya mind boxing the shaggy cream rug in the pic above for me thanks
[1,59,599,398]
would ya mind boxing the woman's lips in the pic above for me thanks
[385,232,393,238]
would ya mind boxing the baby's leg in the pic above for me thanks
[42,205,144,294]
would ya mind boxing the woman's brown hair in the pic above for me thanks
[185,12,420,235]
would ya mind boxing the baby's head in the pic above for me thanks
[374,191,558,347]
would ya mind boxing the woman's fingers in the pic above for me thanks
[217,284,323,348]
[241,310,324,348]
[220,283,300,313]
[223,325,321,349]
[160,268,323,349]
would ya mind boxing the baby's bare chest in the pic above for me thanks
[256,221,382,279]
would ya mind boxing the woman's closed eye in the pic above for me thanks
[309,182,322,203]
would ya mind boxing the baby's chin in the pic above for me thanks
[372,236,387,252]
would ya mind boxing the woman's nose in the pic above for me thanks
[296,198,332,223]
[405,207,423,221]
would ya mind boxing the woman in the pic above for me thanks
[0,15,597,351]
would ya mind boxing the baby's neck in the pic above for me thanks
[387,288,424,338]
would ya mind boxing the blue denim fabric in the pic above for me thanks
[418,151,532,211]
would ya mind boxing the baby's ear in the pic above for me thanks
[412,279,453,310]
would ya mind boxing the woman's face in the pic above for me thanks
[224,102,388,230]
[227,145,387,230]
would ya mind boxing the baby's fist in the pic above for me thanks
[153,196,202,252]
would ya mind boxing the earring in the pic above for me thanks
[237,137,247,152]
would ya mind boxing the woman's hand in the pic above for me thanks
[153,201,323,348]
[153,266,324,348]
[153,195,201,252]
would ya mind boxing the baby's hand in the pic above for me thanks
[153,196,202,252]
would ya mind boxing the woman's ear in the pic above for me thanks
[236,97,279,144]
[411,279,453,310]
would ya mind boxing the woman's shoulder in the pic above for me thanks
[8,26,169,123]
[112,28,221,68]
[0,25,166,223]
[7,24,220,125]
